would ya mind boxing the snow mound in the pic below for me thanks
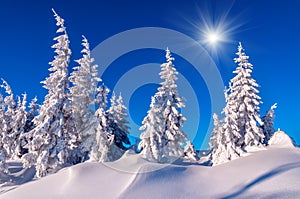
[1,147,300,199]
[268,130,295,148]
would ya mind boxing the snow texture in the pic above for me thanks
[0,146,299,199]
[268,130,295,148]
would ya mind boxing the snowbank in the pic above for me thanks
[268,130,295,148]
[1,147,300,199]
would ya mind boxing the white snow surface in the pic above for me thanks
[1,146,300,199]
[268,130,295,148]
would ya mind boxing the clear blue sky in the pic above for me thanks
[0,0,299,149]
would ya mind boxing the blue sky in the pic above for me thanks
[0,0,299,149]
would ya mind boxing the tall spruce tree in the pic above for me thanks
[139,48,187,163]
[210,43,264,165]
[231,42,264,148]
[69,35,101,162]
[22,9,72,178]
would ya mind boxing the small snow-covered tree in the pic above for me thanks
[1,79,17,159]
[22,9,72,178]
[139,48,187,163]
[11,94,28,159]
[90,84,114,162]
[20,97,38,156]
[184,141,197,161]
[107,93,130,150]
[261,103,277,145]
[0,93,9,172]
[209,113,221,150]
[69,35,101,162]
[138,97,163,161]
[113,94,130,134]
[24,97,38,133]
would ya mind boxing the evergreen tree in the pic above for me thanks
[22,9,72,178]
[139,48,187,163]
[139,96,164,161]
[262,103,277,145]
[12,94,28,158]
[1,79,17,159]
[21,97,38,156]
[24,97,38,133]
[210,43,264,165]
[90,84,113,162]
[209,113,221,150]
[230,42,264,148]
[184,141,197,161]
[107,93,130,150]
[69,35,101,162]
[0,93,9,173]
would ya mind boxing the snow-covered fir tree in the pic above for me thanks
[24,97,38,133]
[211,93,243,165]
[107,93,130,150]
[112,94,130,134]
[90,84,114,162]
[1,79,17,159]
[230,42,264,149]
[20,97,38,156]
[139,48,187,163]
[261,103,277,145]
[69,35,101,163]
[210,43,264,165]
[11,94,28,159]
[93,93,131,162]
[0,92,9,172]
[209,113,221,150]
[184,141,197,161]
[139,96,164,161]
[22,9,72,178]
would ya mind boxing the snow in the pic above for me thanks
[1,144,300,199]
[268,130,295,148]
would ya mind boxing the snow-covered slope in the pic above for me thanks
[1,146,300,199]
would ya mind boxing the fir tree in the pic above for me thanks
[230,42,264,148]
[262,103,277,145]
[1,79,17,159]
[90,84,113,162]
[12,94,28,158]
[107,93,130,150]
[69,35,101,162]
[22,9,72,178]
[0,93,9,173]
[20,97,38,157]
[24,97,38,133]
[209,113,221,150]
[139,48,187,163]
[210,43,264,165]
[184,141,197,161]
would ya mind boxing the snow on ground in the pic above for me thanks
[268,130,295,148]
[0,144,300,199]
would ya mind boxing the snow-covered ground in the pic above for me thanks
[0,134,299,199]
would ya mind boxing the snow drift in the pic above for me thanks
[268,130,295,148]
[1,145,300,199]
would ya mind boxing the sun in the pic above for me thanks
[206,32,222,45]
